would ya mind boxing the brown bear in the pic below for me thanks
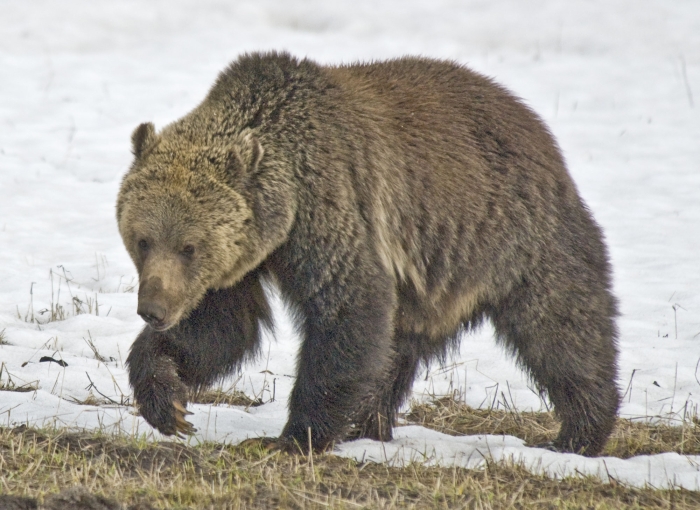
[117,52,620,456]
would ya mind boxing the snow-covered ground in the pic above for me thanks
[1,0,699,490]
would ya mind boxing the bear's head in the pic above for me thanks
[117,122,266,331]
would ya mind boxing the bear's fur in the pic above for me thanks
[117,52,620,456]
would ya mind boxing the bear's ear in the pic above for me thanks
[131,122,158,158]
[227,134,265,176]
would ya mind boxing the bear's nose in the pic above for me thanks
[137,301,167,326]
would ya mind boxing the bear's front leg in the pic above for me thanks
[126,327,195,437]
[277,253,397,452]
[127,273,272,437]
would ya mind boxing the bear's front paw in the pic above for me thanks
[133,357,197,437]
[137,394,197,438]
[172,400,196,438]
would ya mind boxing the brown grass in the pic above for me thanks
[0,362,39,393]
[0,420,699,509]
[190,386,263,409]
[406,396,700,458]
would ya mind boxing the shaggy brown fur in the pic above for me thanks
[117,52,619,456]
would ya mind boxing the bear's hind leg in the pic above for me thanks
[490,269,620,456]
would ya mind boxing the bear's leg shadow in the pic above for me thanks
[490,264,620,456]
[127,270,272,436]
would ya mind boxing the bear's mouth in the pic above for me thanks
[137,306,174,332]
[148,320,173,332]
[139,314,171,331]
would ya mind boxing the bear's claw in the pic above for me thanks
[173,400,196,438]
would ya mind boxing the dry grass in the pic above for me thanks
[0,422,699,509]
[190,385,263,409]
[16,267,104,325]
[66,392,114,407]
[406,396,700,458]
[0,362,39,393]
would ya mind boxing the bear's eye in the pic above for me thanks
[138,239,149,251]
[181,244,195,257]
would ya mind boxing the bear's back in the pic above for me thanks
[316,58,599,321]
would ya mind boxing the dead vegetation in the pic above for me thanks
[16,267,105,325]
[0,362,39,393]
[407,396,700,458]
[1,384,699,508]
[0,423,699,510]
[190,385,264,409]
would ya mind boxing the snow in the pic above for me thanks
[1,0,699,490]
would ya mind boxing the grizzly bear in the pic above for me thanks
[117,52,619,456]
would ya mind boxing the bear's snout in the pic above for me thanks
[137,300,167,329]
[138,276,173,331]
